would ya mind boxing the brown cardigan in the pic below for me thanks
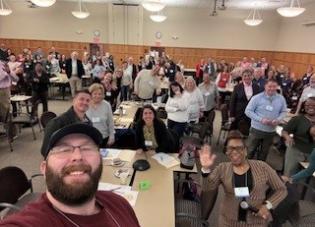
[202,160,287,225]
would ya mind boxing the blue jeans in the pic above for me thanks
[120,86,129,101]
[292,149,315,182]
[167,119,187,139]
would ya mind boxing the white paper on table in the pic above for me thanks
[98,183,138,207]
[152,153,180,168]
[102,149,136,163]
[113,109,127,115]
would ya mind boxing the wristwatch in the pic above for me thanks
[264,200,273,210]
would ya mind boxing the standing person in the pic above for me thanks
[134,65,161,101]
[301,65,314,87]
[282,97,315,176]
[230,69,260,136]
[92,59,106,82]
[0,123,140,227]
[86,83,115,148]
[59,54,67,73]
[282,125,315,183]
[0,60,18,122]
[41,90,92,155]
[295,75,315,115]
[195,59,205,85]
[184,76,204,123]
[215,64,231,104]
[199,131,287,227]
[253,68,266,92]
[165,81,189,138]
[198,72,219,126]
[27,63,50,118]
[65,51,85,97]
[245,79,287,161]
[121,61,132,101]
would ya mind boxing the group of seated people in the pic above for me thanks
[1,44,315,227]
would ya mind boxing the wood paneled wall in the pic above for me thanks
[1,38,314,77]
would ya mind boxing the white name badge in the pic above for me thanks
[204,92,210,96]
[92,117,101,123]
[145,140,153,147]
[170,70,174,73]
[106,91,111,96]
[292,96,298,100]
[282,83,287,86]
[234,187,250,198]
[266,105,273,111]
[307,93,314,98]
[26,65,29,68]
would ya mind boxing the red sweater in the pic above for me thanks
[0,191,140,227]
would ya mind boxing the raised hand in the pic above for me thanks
[199,145,216,170]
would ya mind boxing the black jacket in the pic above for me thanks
[40,107,91,156]
[65,58,85,79]
[229,83,261,119]
[135,119,176,153]
[27,72,50,93]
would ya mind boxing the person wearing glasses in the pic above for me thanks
[0,123,140,226]
[199,131,287,227]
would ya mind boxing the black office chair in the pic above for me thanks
[40,111,57,129]
[175,179,218,227]
[0,166,43,219]
[216,104,231,145]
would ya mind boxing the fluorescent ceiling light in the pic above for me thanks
[277,0,305,17]
[30,0,56,7]
[142,1,166,12]
[0,0,12,16]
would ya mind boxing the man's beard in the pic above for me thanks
[45,161,102,206]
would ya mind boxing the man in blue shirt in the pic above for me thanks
[245,79,287,161]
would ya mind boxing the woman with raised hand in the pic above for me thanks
[199,131,287,227]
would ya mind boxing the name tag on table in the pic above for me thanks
[106,91,111,97]
[92,117,101,123]
[145,140,153,147]
[204,92,210,96]
[234,187,250,198]
[266,105,273,111]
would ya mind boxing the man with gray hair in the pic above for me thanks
[65,51,85,97]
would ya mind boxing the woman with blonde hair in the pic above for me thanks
[86,83,115,148]
[184,76,204,123]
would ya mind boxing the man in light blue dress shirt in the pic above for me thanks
[245,79,287,161]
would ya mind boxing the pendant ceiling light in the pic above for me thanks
[30,0,56,7]
[277,0,305,17]
[244,8,263,26]
[142,1,166,12]
[72,0,90,19]
[0,0,12,16]
[150,12,167,22]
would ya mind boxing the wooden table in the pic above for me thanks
[113,101,142,129]
[49,75,69,100]
[101,152,197,227]
[10,95,32,114]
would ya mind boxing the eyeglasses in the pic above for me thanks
[50,144,99,157]
[226,145,245,154]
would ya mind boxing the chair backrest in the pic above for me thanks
[0,166,31,211]
[40,111,57,128]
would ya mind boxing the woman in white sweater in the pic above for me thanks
[184,76,205,123]
[165,81,189,138]
[86,83,115,148]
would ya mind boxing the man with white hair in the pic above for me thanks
[65,51,85,97]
